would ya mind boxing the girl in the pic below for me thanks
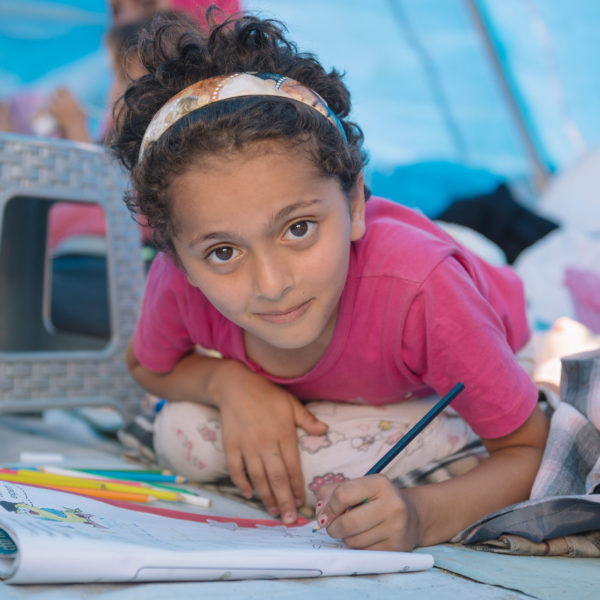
[111,13,548,551]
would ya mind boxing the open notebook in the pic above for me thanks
[0,480,433,584]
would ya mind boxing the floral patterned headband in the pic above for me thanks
[138,72,347,163]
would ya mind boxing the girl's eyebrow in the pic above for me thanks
[270,199,321,227]
[189,231,235,248]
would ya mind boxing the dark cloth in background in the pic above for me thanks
[437,183,559,264]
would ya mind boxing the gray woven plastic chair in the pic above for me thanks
[0,133,144,419]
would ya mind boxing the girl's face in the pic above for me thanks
[170,143,365,365]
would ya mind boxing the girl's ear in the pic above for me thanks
[349,172,366,241]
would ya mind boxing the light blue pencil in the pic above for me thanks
[77,469,188,484]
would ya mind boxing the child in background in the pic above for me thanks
[47,16,156,253]
[109,0,240,26]
[111,13,548,551]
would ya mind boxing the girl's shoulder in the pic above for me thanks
[144,252,208,306]
[146,252,187,287]
[358,197,462,281]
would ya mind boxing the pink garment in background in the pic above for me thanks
[172,0,241,21]
[6,90,53,136]
[47,203,107,250]
[565,268,600,333]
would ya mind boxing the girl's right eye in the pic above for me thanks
[206,246,239,264]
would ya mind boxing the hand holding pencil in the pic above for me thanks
[313,383,465,551]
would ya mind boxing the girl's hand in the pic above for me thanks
[315,474,421,551]
[214,361,328,524]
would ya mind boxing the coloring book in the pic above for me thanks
[0,480,433,584]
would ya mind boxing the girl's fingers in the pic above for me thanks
[341,520,400,551]
[329,507,412,552]
[241,451,278,516]
[293,401,328,435]
[317,475,382,521]
[314,481,336,504]
[224,444,253,500]
[242,446,298,523]
[260,448,299,523]
[324,499,384,541]
[315,476,416,552]
[279,436,305,507]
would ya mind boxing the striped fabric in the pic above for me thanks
[453,349,600,556]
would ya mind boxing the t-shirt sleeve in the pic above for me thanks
[132,254,197,373]
[399,255,538,439]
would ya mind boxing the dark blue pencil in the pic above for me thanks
[364,382,465,476]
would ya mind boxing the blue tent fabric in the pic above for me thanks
[2,0,600,200]
[369,160,503,217]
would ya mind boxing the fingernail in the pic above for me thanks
[269,507,279,516]
[316,501,324,511]
[318,514,327,527]
[283,512,295,524]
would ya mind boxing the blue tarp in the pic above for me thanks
[1,0,599,211]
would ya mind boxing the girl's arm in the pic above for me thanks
[314,404,549,551]
[126,340,327,523]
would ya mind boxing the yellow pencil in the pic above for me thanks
[27,483,159,503]
[0,472,177,500]
[0,472,210,506]
[41,466,206,501]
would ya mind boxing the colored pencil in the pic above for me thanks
[75,469,187,483]
[0,470,211,507]
[145,481,203,496]
[0,471,174,498]
[40,466,206,507]
[313,383,465,531]
[39,466,197,496]
[23,483,159,503]
[38,466,149,486]
[364,382,465,475]
[74,468,174,476]
[41,467,205,503]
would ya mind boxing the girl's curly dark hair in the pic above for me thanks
[111,11,369,256]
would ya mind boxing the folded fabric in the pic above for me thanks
[467,530,600,557]
[453,495,600,545]
[453,349,600,557]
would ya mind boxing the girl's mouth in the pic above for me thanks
[255,299,313,324]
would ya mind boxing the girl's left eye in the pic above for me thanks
[286,220,314,239]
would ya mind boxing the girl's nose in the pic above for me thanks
[252,254,293,301]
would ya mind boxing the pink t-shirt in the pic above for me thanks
[134,197,538,438]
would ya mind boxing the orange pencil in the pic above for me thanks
[3,481,158,503]
[42,485,158,503]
